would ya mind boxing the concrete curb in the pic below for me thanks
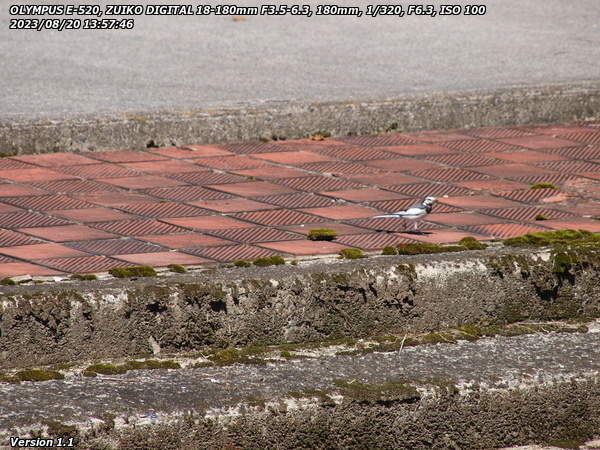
[1,81,599,155]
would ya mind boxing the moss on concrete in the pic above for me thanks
[503,229,600,247]
[307,228,338,241]
[15,369,64,382]
[458,237,488,250]
[338,248,365,259]
[253,256,285,266]
[396,242,467,255]
[108,265,157,278]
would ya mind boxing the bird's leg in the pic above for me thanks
[414,221,418,231]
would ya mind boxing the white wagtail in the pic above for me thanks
[371,196,437,232]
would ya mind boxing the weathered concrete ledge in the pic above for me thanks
[1,247,598,369]
[1,81,599,155]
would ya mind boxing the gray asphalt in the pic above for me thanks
[1,0,599,120]
[1,331,599,431]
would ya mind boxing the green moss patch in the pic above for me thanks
[530,182,558,190]
[253,256,285,267]
[535,214,550,221]
[233,260,252,267]
[84,360,180,376]
[307,228,338,241]
[396,242,466,255]
[108,265,157,278]
[458,237,488,250]
[0,277,16,285]
[339,248,366,259]
[503,229,600,247]
[70,273,98,281]
[15,369,64,382]
[167,264,187,273]
[381,246,398,255]
[333,378,420,404]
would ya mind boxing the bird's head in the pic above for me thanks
[423,196,437,205]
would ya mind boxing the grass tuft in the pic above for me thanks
[167,264,187,273]
[307,228,338,241]
[458,237,488,250]
[339,248,366,259]
[530,182,558,190]
[253,256,285,267]
[108,265,157,278]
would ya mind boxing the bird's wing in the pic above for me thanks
[371,214,403,219]
[392,207,424,216]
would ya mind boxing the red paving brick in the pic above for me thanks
[146,186,234,202]
[440,195,522,210]
[0,262,63,277]
[0,243,89,260]
[0,211,70,229]
[272,176,361,192]
[300,205,377,220]
[480,206,575,222]
[207,181,296,197]
[465,223,550,239]
[189,198,279,213]
[57,163,142,179]
[113,202,209,218]
[0,121,598,275]
[32,179,121,194]
[97,176,186,190]
[456,179,530,192]
[114,251,210,267]
[37,255,134,273]
[537,218,600,232]
[319,188,408,202]
[383,183,473,198]
[258,240,347,256]
[139,233,234,249]
[440,139,520,153]
[497,136,581,149]
[0,168,76,183]
[232,167,310,179]
[0,203,23,214]
[0,230,41,247]
[92,219,187,236]
[233,209,323,226]
[0,159,35,170]
[485,150,568,163]
[162,215,254,230]
[73,191,157,206]
[186,244,278,262]
[379,144,455,156]
[181,145,235,157]
[122,160,208,174]
[50,208,137,223]
[315,146,399,161]
[280,222,367,236]
[334,134,418,147]
[192,155,269,170]
[251,151,336,165]
[0,183,47,197]
[165,171,245,185]
[426,212,503,226]
[363,158,440,172]
[345,173,423,186]
[67,238,164,255]
[20,225,117,242]
[2,195,94,211]
[255,193,335,209]
[209,227,303,243]
[84,150,167,163]
[335,233,417,250]
[12,152,98,167]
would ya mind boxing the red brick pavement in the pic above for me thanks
[0,121,599,276]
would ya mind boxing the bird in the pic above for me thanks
[371,196,437,233]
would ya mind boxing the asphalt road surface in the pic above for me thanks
[1,0,599,119]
